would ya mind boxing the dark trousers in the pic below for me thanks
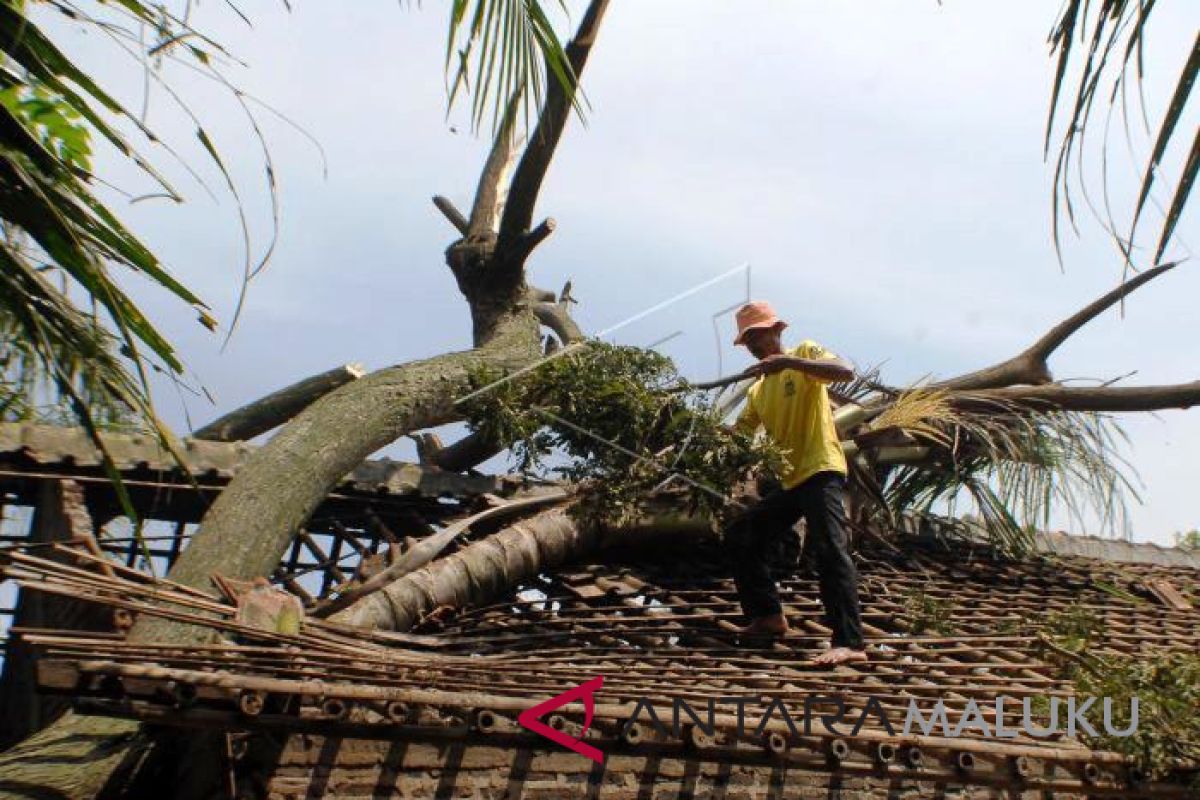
[724,471,864,649]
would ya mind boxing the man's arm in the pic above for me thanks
[743,353,854,383]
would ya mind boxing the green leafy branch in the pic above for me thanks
[459,342,787,526]
[1036,603,1200,785]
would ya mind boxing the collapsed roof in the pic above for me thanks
[0,422,1197,799]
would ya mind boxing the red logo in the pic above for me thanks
[517,675,605,763]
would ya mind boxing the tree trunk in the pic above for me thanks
[136,311,539,646]
[0,313,542,798]
[332,506,713,632]
[331,506,592,631]
[0,715,142,799]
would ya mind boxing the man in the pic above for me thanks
[725,300,867,666]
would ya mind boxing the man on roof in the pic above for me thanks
[726,300,867,666]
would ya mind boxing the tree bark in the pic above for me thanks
[430,430,503,472]
[135,312,541,647]
[0,715,142,799]
[312,490,570,618]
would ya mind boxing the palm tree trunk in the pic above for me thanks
[0,715,142,800]
[332,507,713,632]
[331,506,593,631]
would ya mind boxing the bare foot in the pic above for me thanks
[736,613,789,637]
[813,646,868,666]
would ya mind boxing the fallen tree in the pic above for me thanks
[3,0,1198,795]
[0,3,611,796]
[321,265,1200,634]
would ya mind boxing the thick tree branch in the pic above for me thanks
[513,217,557,263]
[313,490,570,618]
[496,0,610,271]
[532,303,583,345]
[526,280,583,345]
[192,363,365,442]
[525,286,556,303]
[935,262,1177,390]
[426,282,586,475]
[331,505,711,632]
[430,430,503,472]
[956,380,1200,413]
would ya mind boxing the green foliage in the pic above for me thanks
[1038,603,1199,784]
[0,0,275,528]
[1043,602,1102,654]
[445,0,581,133]
[1072,651,1200,783]
[460,342,787,525]
[1175,529,1200,551]
[0,81,92,171]
[0,305,137,431]
[900,588,955,635]
[0,2,223,424]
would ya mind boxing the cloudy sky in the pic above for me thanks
[38,1,1198,545]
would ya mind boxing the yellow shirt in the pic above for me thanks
[734,340,847,489]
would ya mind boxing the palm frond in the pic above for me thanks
[867,388,956,448]
[0,1,289,536]
[445,0,581,134]
[0,2,232,390]
[866,388,1137,555]
[1047,1,1197,264]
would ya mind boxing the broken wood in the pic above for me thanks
[312,489,571,618]
[193,363,367,442]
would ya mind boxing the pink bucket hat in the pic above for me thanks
[733,301,787,345]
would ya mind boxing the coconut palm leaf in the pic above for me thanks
[1047,1,1197,264]
[0,1,267,536]
[445,0,581,133]
[873,391,1137,555]
[0,2,222,383]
